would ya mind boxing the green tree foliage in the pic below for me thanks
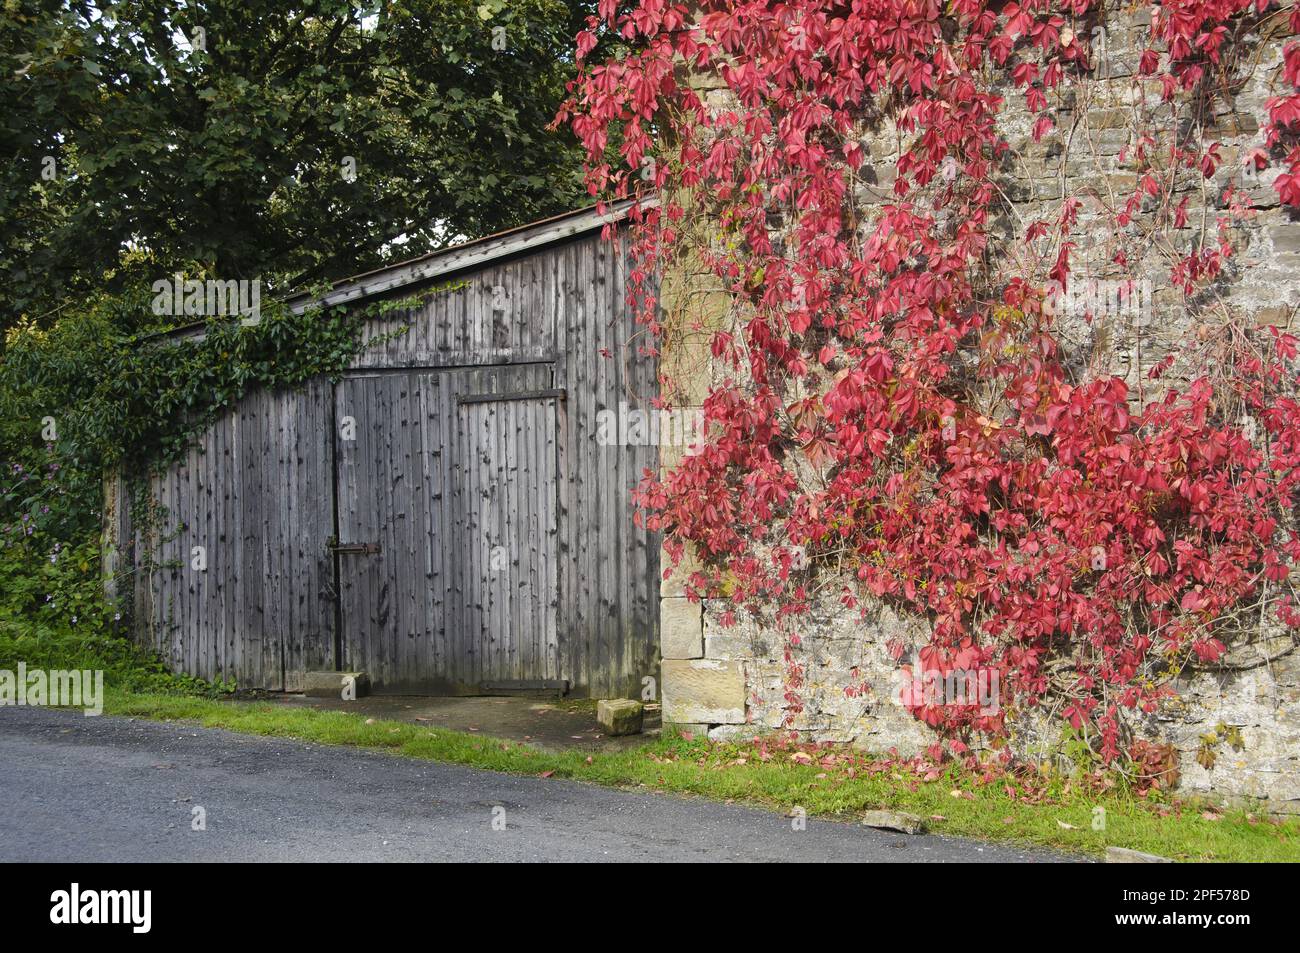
[0,0,595,329]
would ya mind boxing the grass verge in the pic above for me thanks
[98,687,1300,862]
[5,604,1295,863]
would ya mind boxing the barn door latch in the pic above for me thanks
[326,536,382,555]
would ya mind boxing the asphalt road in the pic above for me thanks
[0,706,1073,863]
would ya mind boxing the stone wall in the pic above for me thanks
[657,10,1300,813]
[661,592,1300,813]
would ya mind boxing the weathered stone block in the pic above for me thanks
[660,544,702,598]
[704,613,774,661]
[660,597,704,659]
[597,699,644,736]
[662,659,745,724]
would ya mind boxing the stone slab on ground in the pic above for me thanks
[303,671,370,699]
[861,810,928,835]
[1105,846,1174,863]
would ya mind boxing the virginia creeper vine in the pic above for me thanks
[562,0,1300,765]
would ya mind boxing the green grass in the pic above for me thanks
[98,687,1300,862]
[4,603,1296,863]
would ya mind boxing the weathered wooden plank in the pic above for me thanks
[158,455,178,674]
[396,373,422,683]
[462,397,482,687]
[596,238,618,695]
[210,413,232,685]
[187,426,202,680]
[284,386,304,688]
[574,237,596,694]
[510,396,527,681]
[519,398,535,681]
[435,372,451,681]
[383,376,405,682]
[367,376,390,685]
[200,420,216,682]
[242,391,268,689]
[407,374,431,684]
[342,260,559,371]
[542,396,560,681]
[417,373,442,679]
[521,398,536,682]
[553,241,574,690]
[607,226,627,692]
[267,389,286,689]
[311,378,336,674]
[487,399,504,683]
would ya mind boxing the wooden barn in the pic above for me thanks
[104,202,661,698]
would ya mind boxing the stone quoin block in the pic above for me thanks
[662,659,745,724]
[659,544,702,598]
[660,597,704,659]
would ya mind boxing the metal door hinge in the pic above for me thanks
[327,538,382,555]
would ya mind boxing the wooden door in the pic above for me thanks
[139,379,336,691]
[333,366,560,692]
[334,372,441,690]
[451,387,562,691]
